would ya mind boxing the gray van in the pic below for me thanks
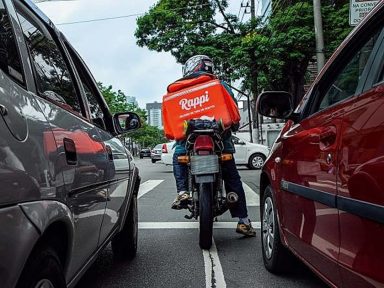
[0,0,141,287]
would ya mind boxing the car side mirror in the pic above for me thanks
[257,91,294,120]
[113,112,141,134]
[237,140,246,145]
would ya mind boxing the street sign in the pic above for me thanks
[349,0,379,26]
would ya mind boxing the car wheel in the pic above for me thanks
[112,193,138,261]
[140,156,143,159]
[16,245,66,288]
[151,159,156,163]
[248,153,266,170]
[261,185,291,273]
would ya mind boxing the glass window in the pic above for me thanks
[0,2,24,84]
[83,81,104,119]
[65,42,105,125]
[378,67,384,83]
[16,10,81,114]
[318,32,381,111]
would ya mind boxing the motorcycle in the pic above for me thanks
[177,119,238,249]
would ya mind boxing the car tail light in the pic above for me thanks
[194,135,214,155]
[162,143,168,153]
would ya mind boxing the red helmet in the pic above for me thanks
[182,55,214,77]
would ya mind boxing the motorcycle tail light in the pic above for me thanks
[194,135,214,153]
[162,143,168,153]
[178,155,190,163]
[221,153,233,161]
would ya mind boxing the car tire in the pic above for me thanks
[151,159,156,163]
[140,156,143,159]
[261,185,292,274]
[16,245,66,288]
[112,194,138,261]
[248,153,266,170]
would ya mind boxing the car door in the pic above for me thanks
[278,21,382,286]
[0,3,68,285]
[64,40,132,244]
[14,2,109,279]
[337,25,384,286]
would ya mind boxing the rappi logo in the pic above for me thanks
[179,91,209,111]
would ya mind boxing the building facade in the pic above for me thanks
[125,95,138,107]
[146,101,163,129]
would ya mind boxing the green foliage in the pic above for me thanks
[98,83,165,147]
[135,0,352,104]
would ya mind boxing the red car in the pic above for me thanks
[257,3,384,287]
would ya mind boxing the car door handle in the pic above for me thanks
[63,138,77,165]
[0,104,8,116]
[319,128,336,150]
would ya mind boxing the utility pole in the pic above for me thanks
[313,0,325,73]
[228,85,253,143]
[250,0,256,20]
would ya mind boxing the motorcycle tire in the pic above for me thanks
[199,182,214,250]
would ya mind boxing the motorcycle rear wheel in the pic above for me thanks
[199,182,213,250]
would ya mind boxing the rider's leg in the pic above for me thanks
[222,157,256,237]
[221,157,248,218]
[173,150,188,193]
[171,151,189,209]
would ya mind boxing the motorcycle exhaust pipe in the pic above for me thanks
[226,192,239,204]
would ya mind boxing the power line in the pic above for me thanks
[237,0,245,19]
[55,3,210,26]
[56,13,143,25]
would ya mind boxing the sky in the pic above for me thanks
[36,0,251,109]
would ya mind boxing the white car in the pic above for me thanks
[231,135,270,169]
[161,141,176,165]
[161,136,269,169]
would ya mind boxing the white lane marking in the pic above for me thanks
[138,180,164,199]
[139,222,261,229]
[242,182,260,206]
[203,239,226,288]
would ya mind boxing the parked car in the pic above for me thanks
[161,141,176,165]
[231,135,270,169]
[139,148,151,158]
[0,1,141,287]
[161,137,269,169]
[151,144,163,163]
[257,3,384,287]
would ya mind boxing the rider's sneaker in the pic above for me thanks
[171,192,189,210]
[236,221,256,237]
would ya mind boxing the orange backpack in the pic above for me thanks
[162,75,240,140]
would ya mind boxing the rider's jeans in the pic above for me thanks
[172,151,248,219]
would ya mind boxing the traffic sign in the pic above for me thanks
[349,0,379,26]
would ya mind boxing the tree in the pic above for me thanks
[135,0,352,107]
[98,83,166,148]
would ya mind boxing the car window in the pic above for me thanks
[378,66,384,84]
[0,2,24,85]
[75,65,104,125]
[232,136,240,144]
[317,30,382,112]
[64,42,105,125]
[16,9,82,115]
[154,144,162,149]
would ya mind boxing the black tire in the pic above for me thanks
[112,194,138,261]
[248,153,266,170]
[151,159,156,163]
[261,185,291,273]
[16,245,66,288]
[140,155,143,159]
[199,182,213,250]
